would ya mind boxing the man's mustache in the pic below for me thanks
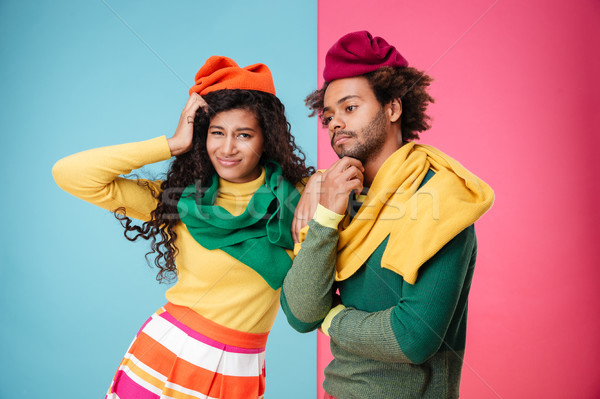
[331,131,356,147]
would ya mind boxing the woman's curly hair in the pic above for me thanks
[116,89,314,283]
[305,66,435,141]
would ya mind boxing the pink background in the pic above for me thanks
[315,0,600,398]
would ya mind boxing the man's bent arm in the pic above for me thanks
[326,226,477,363]
[281,218,340,332]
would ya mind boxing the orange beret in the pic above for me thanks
[188,56,276,96]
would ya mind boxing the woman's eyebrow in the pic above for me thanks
[208,124,256,132]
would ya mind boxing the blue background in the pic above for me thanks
[0,1,317,397]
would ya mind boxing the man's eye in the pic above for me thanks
[346,105,356,112]
[323,116,333,125]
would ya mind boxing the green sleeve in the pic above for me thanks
[280,220,339,332]
[327,226,477,363]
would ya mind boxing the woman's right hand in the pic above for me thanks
[167,93,208,156]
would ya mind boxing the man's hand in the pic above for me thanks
[319,157,364,215]
[292,172,323,243]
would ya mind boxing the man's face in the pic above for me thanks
[322,76,388,163]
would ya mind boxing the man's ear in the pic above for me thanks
[386,98,402,123]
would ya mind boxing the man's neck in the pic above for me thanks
[363,141,404,186]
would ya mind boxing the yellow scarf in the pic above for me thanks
[336,143,494,284]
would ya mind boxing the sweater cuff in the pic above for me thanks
[151,135,174,160]
[320,304,346,337]
[314,204,344,229]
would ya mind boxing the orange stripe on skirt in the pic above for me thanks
[164,302,269,349]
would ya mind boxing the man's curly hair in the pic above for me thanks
[305,66,435,142]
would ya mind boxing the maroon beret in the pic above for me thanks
[323,31,409,82]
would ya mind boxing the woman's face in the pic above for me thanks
[206,108,264,183]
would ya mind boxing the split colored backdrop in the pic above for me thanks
[1,1,599,398]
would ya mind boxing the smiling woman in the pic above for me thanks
[207,108,265,183]
[52,56,314,399]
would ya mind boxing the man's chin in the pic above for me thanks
[334,145,365,162]
[335,151,354,160]
[334,146,352,158]
[336,151,363,163]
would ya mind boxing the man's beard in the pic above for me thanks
[331,108,387,163]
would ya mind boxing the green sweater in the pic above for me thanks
[281,173,477,398]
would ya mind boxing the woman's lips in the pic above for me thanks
[217,157,241,167]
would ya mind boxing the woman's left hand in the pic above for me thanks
[292,171,322,243]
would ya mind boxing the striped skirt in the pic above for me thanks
[105,302,268,399]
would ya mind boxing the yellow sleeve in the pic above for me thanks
[314,203,344,229]
[293,204,343,255]
[320,304,346,337]
[52,136,172,221]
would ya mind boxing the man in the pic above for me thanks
[281,31,494,398]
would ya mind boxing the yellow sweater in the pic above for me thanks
[52,136,289,334]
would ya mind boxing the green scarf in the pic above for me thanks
[177,160,299,290]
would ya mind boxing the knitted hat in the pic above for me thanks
[323,31,409,82]
[189,56,276,96]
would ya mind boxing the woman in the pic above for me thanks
[52,56,313,399]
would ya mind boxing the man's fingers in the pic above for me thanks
[349,179,364,196]
[340,165,364,184]
[334,156,364,172]
[323,158,364,183]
